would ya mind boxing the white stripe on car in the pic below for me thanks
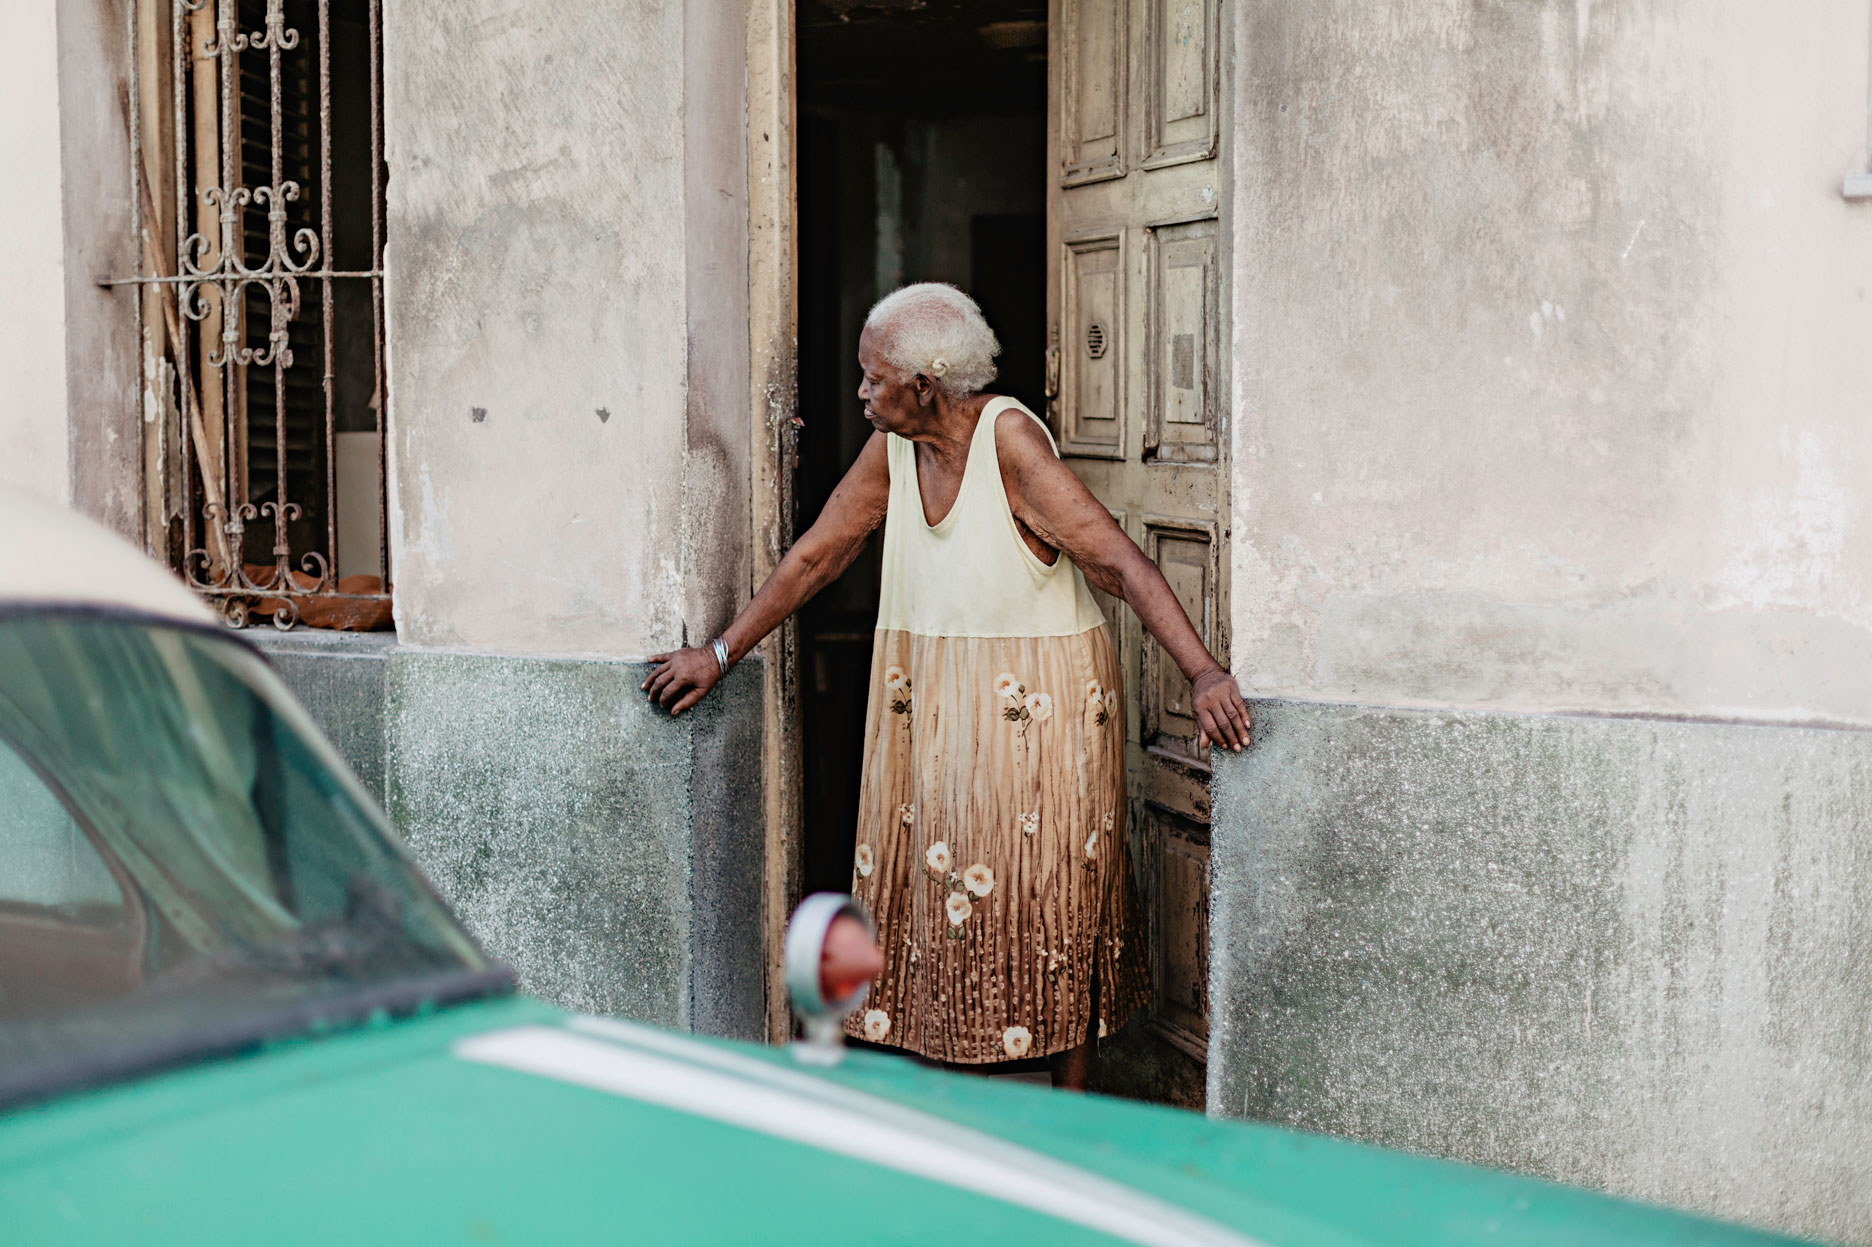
[455,1022,1268,1247]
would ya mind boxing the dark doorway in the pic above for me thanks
[794,3,1048,897]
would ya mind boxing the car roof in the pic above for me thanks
[0,487,216,624]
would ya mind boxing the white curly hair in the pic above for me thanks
[864,282,1001,397]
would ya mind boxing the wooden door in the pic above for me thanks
[1046,0,1226,1061]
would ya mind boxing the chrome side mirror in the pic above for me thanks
[784,892,881,1065]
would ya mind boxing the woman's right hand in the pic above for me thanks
[642,646,723,715]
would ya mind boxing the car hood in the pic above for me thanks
[0,997,1801,1247]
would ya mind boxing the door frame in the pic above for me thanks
[747,0,802,1044]
[741,0,1240,1061]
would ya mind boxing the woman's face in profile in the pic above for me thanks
[857,327,928,435]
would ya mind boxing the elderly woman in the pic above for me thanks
[645,283,1250,1089]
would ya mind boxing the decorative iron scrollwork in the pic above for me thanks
[118,0,392,629]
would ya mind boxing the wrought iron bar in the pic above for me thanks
[100,269,381,285]
[174,0,195,576]
[319,0,336,585]
[127,0,144,549]
[216,0,241,610]
[266,0,296,627]
[370,0,388,590]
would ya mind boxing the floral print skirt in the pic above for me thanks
[845,623,1151,1063]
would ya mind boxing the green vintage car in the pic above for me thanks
[0,489,1810,1246]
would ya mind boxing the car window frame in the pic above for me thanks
[0,603,515,1113]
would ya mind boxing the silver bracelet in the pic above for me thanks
[710,637,730,676]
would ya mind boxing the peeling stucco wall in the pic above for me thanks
[0,0,210,535]
[56,0,142,538]
[680,0,753,644]
[1,0,140,521]
[0,3,69,503]
[1229,0,1872,725]
[383,0,748,657]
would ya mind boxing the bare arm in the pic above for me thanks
[995,411,1252,751]
[643,432,892,714]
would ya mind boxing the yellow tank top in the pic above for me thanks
[876,397,1107,640]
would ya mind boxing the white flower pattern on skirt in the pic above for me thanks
[854,843,874,878]
[846,624,1151,1063]
[996,674,1054,739]
[884,665,913,722]
[864,1009,892,1041]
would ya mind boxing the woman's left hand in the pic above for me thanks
[1191,668,1252,752]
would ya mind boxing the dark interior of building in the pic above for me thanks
[795,1,1049,895]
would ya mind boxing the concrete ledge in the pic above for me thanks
[385,651,764,1038]
[251,629,395,798]
[1209,699,1872,1244]
[252,632,765,1040]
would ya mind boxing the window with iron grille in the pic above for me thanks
[118,0,389,630]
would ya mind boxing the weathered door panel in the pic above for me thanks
[1140,516,1216,821]
[1141,0,1220,169]
[1061,0,1128,184]
[1048,0,1228,1064]
[1060,234,1128,457]
[1144,219,1220,464]
[1147,806,1211,1055]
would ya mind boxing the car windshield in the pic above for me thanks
[0,612,494,1105]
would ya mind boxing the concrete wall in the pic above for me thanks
[259,631,396,800]
[1,0,140,522]
[382,0,748,657]
[1216,2,1872,1240]
[255,633,766,1041]
[386,651,764,1036]
[366,0,763,1036]
[0,2,70,503]
[1213,704,1872,1242]
[1229,0,1872,725]
[56,0,142,538]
